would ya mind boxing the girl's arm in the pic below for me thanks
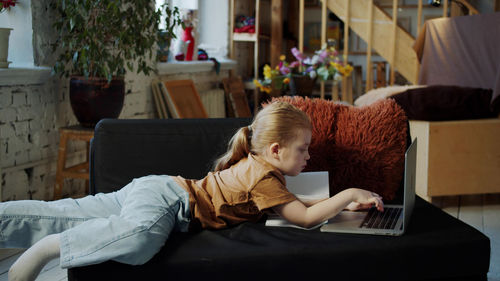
[299,198,327,207]
[272,188,383,229]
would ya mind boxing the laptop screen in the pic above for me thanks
[403,138,417,231]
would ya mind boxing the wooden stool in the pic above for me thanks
[54,125,94,200]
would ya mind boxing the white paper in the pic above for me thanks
[265,171,330,229]
[265,213,327,230]
[284,171,330,201]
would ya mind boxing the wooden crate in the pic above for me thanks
[409,118,500,201]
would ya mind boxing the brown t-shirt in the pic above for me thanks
[172,153,297,229]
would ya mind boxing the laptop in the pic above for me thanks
[319,138,417,236]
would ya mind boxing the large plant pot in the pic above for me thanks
[0,28,13,68]
[69,76,125,127]
[289,75,317,97]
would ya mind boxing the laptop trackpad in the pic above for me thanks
[328,211,367,228]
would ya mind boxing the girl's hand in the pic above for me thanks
[349,188,384,212]
[345,201,374,211]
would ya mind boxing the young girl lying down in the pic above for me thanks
[0,101,383,281]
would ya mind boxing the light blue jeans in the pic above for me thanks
[0,175,191,268]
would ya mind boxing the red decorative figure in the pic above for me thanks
[182,26,195,61]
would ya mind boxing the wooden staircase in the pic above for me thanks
[326,0,419,85]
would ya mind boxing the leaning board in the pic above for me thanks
[160,79,208,119]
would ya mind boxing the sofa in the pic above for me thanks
[68,117,490,281]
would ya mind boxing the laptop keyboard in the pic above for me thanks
[360,207,402,230]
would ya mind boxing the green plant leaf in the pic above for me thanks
[51,0,181,78]
[317,66,330,81]
[72,51,78,64]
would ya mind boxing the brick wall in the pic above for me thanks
[0,69,231,201]
[1,79,60,201]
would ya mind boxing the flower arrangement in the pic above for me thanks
[254,45,353,94]
[0,0,16,12]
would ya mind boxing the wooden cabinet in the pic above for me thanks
[409,119,500,201]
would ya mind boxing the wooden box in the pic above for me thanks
[409,118,500,201]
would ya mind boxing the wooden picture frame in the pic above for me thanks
[229,92,252,118]
[159,79,208,119]
[151,78,169,119]
[222,76,252,118]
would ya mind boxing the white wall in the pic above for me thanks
[197,0,229,59]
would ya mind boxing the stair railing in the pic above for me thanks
[299,0,479,103]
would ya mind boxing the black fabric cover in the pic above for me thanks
[70,118,490,281]
[390,85,498,121]
[89,118,251,194]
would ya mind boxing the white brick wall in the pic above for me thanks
[1,68,231,201]
[1,81,62,201]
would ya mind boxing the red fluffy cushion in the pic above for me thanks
[269,96,408,200]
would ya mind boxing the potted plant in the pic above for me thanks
[51,0,181,127]
[157,5,183,62]
[0,0,16,68]
[254,46,353,97]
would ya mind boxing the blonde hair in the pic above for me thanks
[213,101,312,171]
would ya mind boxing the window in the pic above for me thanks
[156,0,229,61]
[0,1,35,67]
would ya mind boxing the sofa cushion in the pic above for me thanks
[90,118,251,195]
[269,97,408,200]
[390,85,498,121]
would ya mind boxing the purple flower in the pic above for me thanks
[280,66,291,75]
[289,61,300,68]
[291,47,305,61]
[318,49,328,61]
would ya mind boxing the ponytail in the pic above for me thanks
[213,126,252,171]
[213,101,311,172]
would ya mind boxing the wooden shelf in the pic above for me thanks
[230,0,272,112]
[233,32,257,42]
[233,32,270,42]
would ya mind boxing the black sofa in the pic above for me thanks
[68,118,490,281]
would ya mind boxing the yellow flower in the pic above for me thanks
[283,77,290,84]
[344,64,353,77]
[261,86,272,94]
[253,79,262,88]
[330,61,352,77]
[263,65,272,79]
[279,55,286,61]
[330,61,340,69]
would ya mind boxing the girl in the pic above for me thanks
[0,101,383,281]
